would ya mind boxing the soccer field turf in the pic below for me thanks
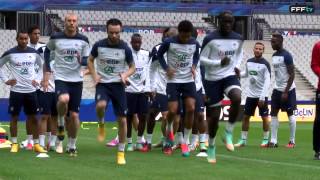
[0,122,319,180]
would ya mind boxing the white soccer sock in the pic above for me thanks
[11,137,17,144]
[241,131,248,140]
[288,115,296,143]
[118,143,125,152]
[190,134,199,145]
[177,132,184,144]
[67,137,72,149]
[27,135,33,144]
[39,135,46,147]
[50,135,57,146]
[208,137,216,147]
[58,115,65,127]
[226,121,235,133]
[127,138,132,144]
[183,128,191,144]
[34,139,39,144]
[270,116,279,144]
[46,132,51,139]
[69,138,77,149]
[114,135,119,141]
[263,131,269,140]
[146,134,153,144]
[199,134,206,143]
[137,136,143,144]
[141,135,146,143]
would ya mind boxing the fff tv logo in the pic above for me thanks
[290,5,314,14]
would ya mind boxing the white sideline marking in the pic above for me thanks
[218,154,320,170]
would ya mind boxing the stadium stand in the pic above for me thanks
[254,14,320,30]
[46,9,208,28]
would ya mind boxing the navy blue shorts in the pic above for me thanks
[166,82,196,102]
[271,89,297,113]
[8,91,39,116]
[195,89,205,113]
[244,97,269,117]
[126,92,150,115]
[204,75,241,106]
[150,93,168,112]
[95,83,127,116]
[55,80,83,113]
[38,91,57,116]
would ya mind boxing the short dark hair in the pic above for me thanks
[178,20,193,33]
[106,18,122,30]
[255,42,265,49]
[218,11,234,20]
[272,32,283,42]
[27,25,40,34]
[131,33,142,40]
[16,29,28,39]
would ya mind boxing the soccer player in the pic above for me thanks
[43,13,90,156]
[268,33,296,148]
[87,18,135,165]
[157,20,200,157]
[125,33,151,152]
[0,30,47,153]
[234,42,270,148]
[27,25,58,151]
[200,11,244,163]
[146,27,178,150]
[311,39,320,159]
[189,29,207,154]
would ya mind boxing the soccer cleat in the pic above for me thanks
[267,142,278,148]
[199,142,207,152]
[181,143,190,157]
[172,143,181,150]
[106,138,119,147]
[57,126,65,141]
[135,143,143,151]
[223,131,234,151]
[56,141,63,154]
[260,139,269,148]
[26,143,33,150]
[126,143,134,152]
[234,139,246,148]
[207,145,216,164]
[163,144,173,155]
[97,123,105,142]
[69,148,78,157]
[10,143,19,153]
[140,143,151,152]
[189,144,197,151]
[34,144,47,153]
[117,151,126,165]
[286,141,295,148]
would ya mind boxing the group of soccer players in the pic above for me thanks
[0,10,299,165]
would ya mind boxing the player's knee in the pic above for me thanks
[58,94,70,104]
[230,96,241,106]
[118,116,127,126]
[96,101,107,110]
[70,112,79,121]
[185,105,195,114]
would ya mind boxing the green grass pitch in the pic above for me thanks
[0,122,319,180]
